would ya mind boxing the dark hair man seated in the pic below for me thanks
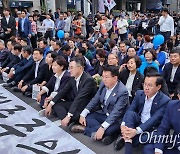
[162,47,180,99]
[71,65,129,146]
[119,72,170,153]
[45,56,97,127]
[143,84,180,154]
[16,48,48,97]
[3,46,34,88]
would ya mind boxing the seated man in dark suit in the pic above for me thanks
[3,46,34,88]
[45,56,97,127]
[0,43,22,74]
[0,39,10,66]
[118,72,170,153]
[143,84,180,154]
[71,65,129,145]
[17,48,48,96]
[162,47,180,99]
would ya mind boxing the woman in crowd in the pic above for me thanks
[119,56,143,103]
[93,48,107,77]
[38,51,58,88]
[155,43,166,73]
[37,56,70,108]
[139,48,159,75]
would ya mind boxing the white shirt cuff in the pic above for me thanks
[50,101,55,106]
[6,67,9,70]
[11,68,15,71]
[155,148,163,154]
[136,127,143,134]
[50,92,58,98]
[121,122,125,126]
[101,121,110,130]
[80,109,90,118]
[67,112,73,117]
[42,86,49,94]
[13,71,15,74]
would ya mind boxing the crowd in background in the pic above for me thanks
[0,6,180,154]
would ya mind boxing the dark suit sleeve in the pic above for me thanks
[7,56,20,68]
[52,78,73,103]
[68,78,96,115]
[22,65,35,82]
[10,17,16,32]
[154,102,172,151]
[15,59,34,74]
[138,97,170,132]
[1,54,10,68]
[18,19,21,34]
[162,64,168,82]
[0,50,9,63]
[28,20,32,35]
[29,64,48,85]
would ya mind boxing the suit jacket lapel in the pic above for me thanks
[105,83,119,107]
[150,92,160,115]
[139,92,146,114]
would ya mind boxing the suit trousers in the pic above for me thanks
[53,101,80,123]
[85,112,121,137]
[143,144,180,154]
[123,110,158,147]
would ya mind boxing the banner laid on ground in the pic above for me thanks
[0,86,95,154]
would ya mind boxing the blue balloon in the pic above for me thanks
[153,35,164,47]
[57,30,65,39]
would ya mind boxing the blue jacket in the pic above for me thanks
[18,18,32,36]
[124,90,170,132]
[13,56,34,75]
[85,81,129,126]
[139,61,159,75]
[155,100,180,151]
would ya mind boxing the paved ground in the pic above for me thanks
[0,79,142,154]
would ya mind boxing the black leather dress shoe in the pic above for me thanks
[25,92,32,97]
[11,86,21,92]
[114,135,125,150]
[70,124,85,133]
[2,83,13,88]
[101,136,116,145]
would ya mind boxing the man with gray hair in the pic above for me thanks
[0,39,9,66]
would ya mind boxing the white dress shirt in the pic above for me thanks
[5,15,10,24]
[42,19,55,31]
[170,66,178,82]
[117,19,128,34]
[35,59,42,78]
[126,73,135,97]
[75,72,83,90]
[158,15,174,36]
[42,71,66,98]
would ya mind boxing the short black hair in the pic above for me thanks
[22,45,32,55]
[48,51,58,60]
[145,72,164,87]
[62,44,71,51]
[54,56,68,71]
[39,39,48,45]
[13,43,22,52]
[21,38,28,43]
[144,66,158,77]
[162,8,168,13]
[78,47,86,56]
[70,55,85,67]
[55,40,61,47]
[102,65,119,77]
[33,48,44,55]
[125,56,142,68]
[170,47,180,55]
